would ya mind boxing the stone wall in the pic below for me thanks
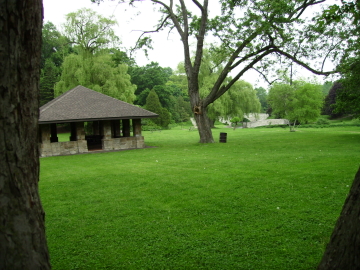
[39,140,88,157]
[39,119,146,157]
[102,136,144,151]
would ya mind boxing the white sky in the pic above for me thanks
[42,0,337,88]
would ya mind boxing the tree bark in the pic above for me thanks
[0,1,51,269]
[191,103,214,143]
[317,167,360,270]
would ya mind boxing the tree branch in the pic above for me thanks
[212,49,277,102]
[252,67,280,85]
[273,47,337,75]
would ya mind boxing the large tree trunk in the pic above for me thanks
[0,1,51,269]
[192,104,214,143]
[188,70,214,143]
[317,167,360,270]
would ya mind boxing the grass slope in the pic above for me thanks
[40,127,360,269]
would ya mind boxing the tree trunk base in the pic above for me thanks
[317,167,360,270]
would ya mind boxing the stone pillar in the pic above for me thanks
[39,124,50,143]
[76,122,86,140]
[133,119,142,137]
[70,122,77,141]
[122,119,131,137]
[76,122,88,153]
[102,120,113,150]
[50,123,58,142]
[39,124,52,157]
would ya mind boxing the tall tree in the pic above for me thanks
[40,59,58,106]
[55,53,136,103]
[314,0,360,118]
[0,0,50,268]
[323,82,343,119]
[314,4,360,266]
[56,9,136,102]
[40,21,72,105]
[41,21,71,69]
[94,0,337,143]
[145,89,171,127]
[317,166,360,270]
[268,80,324,130]
[63,8,119,55]
[335,59,360,117]
[255,87,268,113]
[129,62,173,105]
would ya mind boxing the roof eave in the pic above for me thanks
[39,115,159,125]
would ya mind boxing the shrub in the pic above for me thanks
[316,118,330,125]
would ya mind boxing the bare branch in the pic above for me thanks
[290,0,326,20]
[273,47,337,76]
[252,67,279,85]
[129,14,171,57]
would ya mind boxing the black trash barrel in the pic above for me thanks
[219,132,227,143]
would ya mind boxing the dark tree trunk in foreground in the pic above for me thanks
[0,0,51,269]
[193,105,214,143]
[317,167,360,270]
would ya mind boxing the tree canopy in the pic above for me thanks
[53,9,136,103]
[63,8,119,54]
[129,62,173,105]
[91,0,340,142]
[145,89,171,127]
[314,0,360,118]
[267,80,324,130]
[55,53,136,103]
[40,22,72,105]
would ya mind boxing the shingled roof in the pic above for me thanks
[39,85,158,124]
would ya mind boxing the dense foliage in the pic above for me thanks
[268,80,324,130]
[145,89,171,127]
[314,1,360,118]
[323,82,343,119]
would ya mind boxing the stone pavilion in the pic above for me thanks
[39,85,158,157]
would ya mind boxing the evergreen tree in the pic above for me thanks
[40,22,71,105]
[323,82,343,119]
[129,62,173,103]
[145,89,170,128]
[40,59,57,106]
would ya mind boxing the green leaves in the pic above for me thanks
[63,8,119,54]
[268,80,324,124]
[55,53,136,103]
[145,89,171,128]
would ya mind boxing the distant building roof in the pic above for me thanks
[39,85,158,124]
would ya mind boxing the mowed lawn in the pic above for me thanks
[40,126,360,269]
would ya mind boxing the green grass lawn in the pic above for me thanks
[40,126,360,269]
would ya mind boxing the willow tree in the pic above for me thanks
[55,53,136,103]
[56,8,136,103]
[64,8,119,55]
